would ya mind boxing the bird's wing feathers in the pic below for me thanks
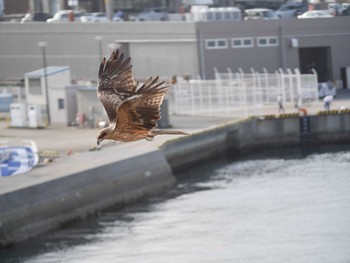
[97,50,137,123]
[115,77,168,134]
[98,50,136,94]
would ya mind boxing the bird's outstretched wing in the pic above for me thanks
[97,50,137,123]
[114,77,168,139]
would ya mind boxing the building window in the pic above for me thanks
[205,39,228,49]
[215,11,223,20]
[257,37,279,47]
[58,98,65,110]
[231,38,253,48]
[224,12,231,20]
[217,39,227,47]
[207,12,214,20]
[28,78,42,95]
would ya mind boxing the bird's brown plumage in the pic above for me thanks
[96,50,188,143]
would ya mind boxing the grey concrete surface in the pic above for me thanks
[0,115,232,154]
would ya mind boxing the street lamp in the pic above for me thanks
[95,36,103,62]
[108,43,119,53]
[37,41,51,125]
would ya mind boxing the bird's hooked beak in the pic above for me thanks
[97,138,103,145]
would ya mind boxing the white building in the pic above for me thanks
[25,66,72,125]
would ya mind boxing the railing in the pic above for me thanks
[171,68,318,117]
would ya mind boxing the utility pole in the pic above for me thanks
[38,41,51,126]
[105,0,113,21]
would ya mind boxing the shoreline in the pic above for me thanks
[1,112,350,246]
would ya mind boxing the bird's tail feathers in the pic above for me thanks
[154,129,189,136]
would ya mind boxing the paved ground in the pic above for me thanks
[1,89,350,156]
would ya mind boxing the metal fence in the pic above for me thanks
[171,68,318,117]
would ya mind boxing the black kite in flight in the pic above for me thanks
[96,50,187,144]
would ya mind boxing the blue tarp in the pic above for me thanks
[0,146,38,176]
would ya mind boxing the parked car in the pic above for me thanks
[297,10,333,19]
[133,7,169,21]
[80,12,124,22]
[47,10,85,22]
[328,3,341,16]
[275,2,307,18]
[112,13,124,22]
[340,3,350,15]
[21,12,52,23]
[80,12,108,22]
[244,8,278,20]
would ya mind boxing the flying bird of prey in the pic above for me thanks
[96,50,188,144]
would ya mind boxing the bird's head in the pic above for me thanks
[96,128,111,145]
[96,136,103,146]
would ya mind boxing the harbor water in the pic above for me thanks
[1,149,350,262]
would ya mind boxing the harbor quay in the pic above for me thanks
[1,94,350,247]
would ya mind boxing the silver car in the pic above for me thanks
[80,12,108,22]
[244,8,278,20]
[275,3,307,18]
[297,10,333,19]
[134,7,169,21]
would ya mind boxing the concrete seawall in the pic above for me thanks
[0,148,175,246]
[162,113,350,171]
[1,113,350,246]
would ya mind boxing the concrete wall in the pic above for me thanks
[310,113,350,143]
[0,148,175,246]
[196,17,350,80]
[161,114,350,171]
[0,22,198,81]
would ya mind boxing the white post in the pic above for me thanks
[208,81,213,116]
[199,79,204,112]
[311,68,319,101]
[287,68,294,104]
[228,68,235,114]
[278,68,286,105]
[263,68,269,103]
[256,71,262,105]
[190,81,195,115]
[275,70,280,108]
[250,68,257,115]
[239,69,248,117]
[295,68,302,107]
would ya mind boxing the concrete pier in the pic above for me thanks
[1,112,350,246]
[0,146,175,246]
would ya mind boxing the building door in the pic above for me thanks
[299,47,331,83]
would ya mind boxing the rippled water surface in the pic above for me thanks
[2,151,350,263]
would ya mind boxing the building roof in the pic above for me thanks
[25,66,70,78]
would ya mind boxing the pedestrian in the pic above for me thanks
[278,95,285,114]
[323,95,333,110]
